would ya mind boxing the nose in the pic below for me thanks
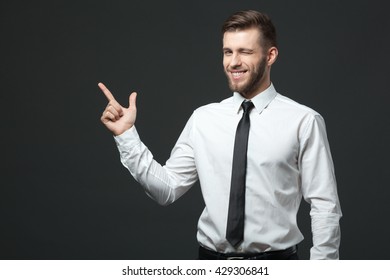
[230,54,242,68]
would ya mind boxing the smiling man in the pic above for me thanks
[223,27,274,99]
[99,10,342,260]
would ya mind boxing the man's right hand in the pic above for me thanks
[98,82,137,136]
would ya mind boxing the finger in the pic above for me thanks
[106,101,123,117]
[105,105,121,120]
[129,92,137,109]
[101,111,116,123]
[98,82,116,102]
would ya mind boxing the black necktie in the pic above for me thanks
[226,100,254,247]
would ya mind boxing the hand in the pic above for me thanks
[98,82,137,136]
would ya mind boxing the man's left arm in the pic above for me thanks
[299,114,342,260]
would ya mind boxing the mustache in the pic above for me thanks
[226,66,247,71]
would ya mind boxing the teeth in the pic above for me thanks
[232,72,244,77]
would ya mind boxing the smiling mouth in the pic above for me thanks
[230,71,247,80]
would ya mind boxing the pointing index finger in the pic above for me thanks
[98,82,115,101]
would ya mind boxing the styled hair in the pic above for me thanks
[222,10,277,49]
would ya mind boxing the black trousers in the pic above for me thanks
[198,245,299,260]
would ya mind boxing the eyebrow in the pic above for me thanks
[222,47,254,52]
[239,48,254,52]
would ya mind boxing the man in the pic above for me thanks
[99,10,341,260]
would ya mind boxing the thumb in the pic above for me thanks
[129,92,137,109]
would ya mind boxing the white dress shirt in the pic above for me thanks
[114,84,342,259]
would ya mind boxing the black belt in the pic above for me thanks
[199,245,298,260]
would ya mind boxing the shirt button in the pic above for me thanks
[238,246,243,252]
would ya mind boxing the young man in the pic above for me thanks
[99,10,341,260]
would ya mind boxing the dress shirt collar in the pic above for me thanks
[233,83,278,114]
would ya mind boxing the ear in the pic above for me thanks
[267,47,278,66]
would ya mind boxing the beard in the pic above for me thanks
[226,57,267,97]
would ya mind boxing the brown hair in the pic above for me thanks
[222,10,277,49]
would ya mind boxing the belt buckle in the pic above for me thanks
[226,256,245,260]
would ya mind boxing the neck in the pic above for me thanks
[241,78,271,99]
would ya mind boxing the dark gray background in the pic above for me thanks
[1,0,389,259]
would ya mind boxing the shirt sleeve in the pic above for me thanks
[113,114,198,206]
[299,114,342,260]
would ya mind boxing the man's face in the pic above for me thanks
[223,28,268,98]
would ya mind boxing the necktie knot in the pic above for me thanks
[242,101,254,113]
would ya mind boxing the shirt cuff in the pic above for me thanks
[113,126,140,149]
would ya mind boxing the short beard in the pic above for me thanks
[227,57,267,98]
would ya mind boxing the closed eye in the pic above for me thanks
[240,49,254,55]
